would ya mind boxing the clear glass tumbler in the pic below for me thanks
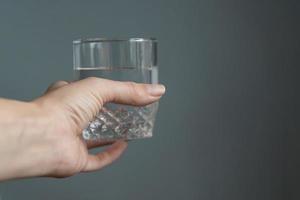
[73,38,159,141]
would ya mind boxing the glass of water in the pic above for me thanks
[73,38,159,141]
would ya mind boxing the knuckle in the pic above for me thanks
[86,76,99,83]
[56,80,68,85]
[98,152,113,164]
[125,81,145,101]
[125,81,137,89]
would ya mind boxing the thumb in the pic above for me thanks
[45,80,69,94]
[36,77,165,131]
[70,77,166,106]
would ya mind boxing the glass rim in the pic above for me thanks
[73,37,157,44]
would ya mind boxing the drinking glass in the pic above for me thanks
[73,38,159,141]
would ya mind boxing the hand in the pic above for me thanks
[0,78,165,181]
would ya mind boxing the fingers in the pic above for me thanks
[73,77,166,106]
[82,140,128,172]
[85,140,113,149]
[45,81,69,93]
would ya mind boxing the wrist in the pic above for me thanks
[0,99,58,180]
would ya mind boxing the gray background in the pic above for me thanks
[0,0,299,200]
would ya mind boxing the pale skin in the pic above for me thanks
[0,78,165,181]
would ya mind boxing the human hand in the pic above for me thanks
[0,78,165,181]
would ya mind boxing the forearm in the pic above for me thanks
[0,98,56,181]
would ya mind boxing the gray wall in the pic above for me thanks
[0,0,299,199]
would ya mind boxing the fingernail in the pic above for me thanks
[147,84,166,96]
